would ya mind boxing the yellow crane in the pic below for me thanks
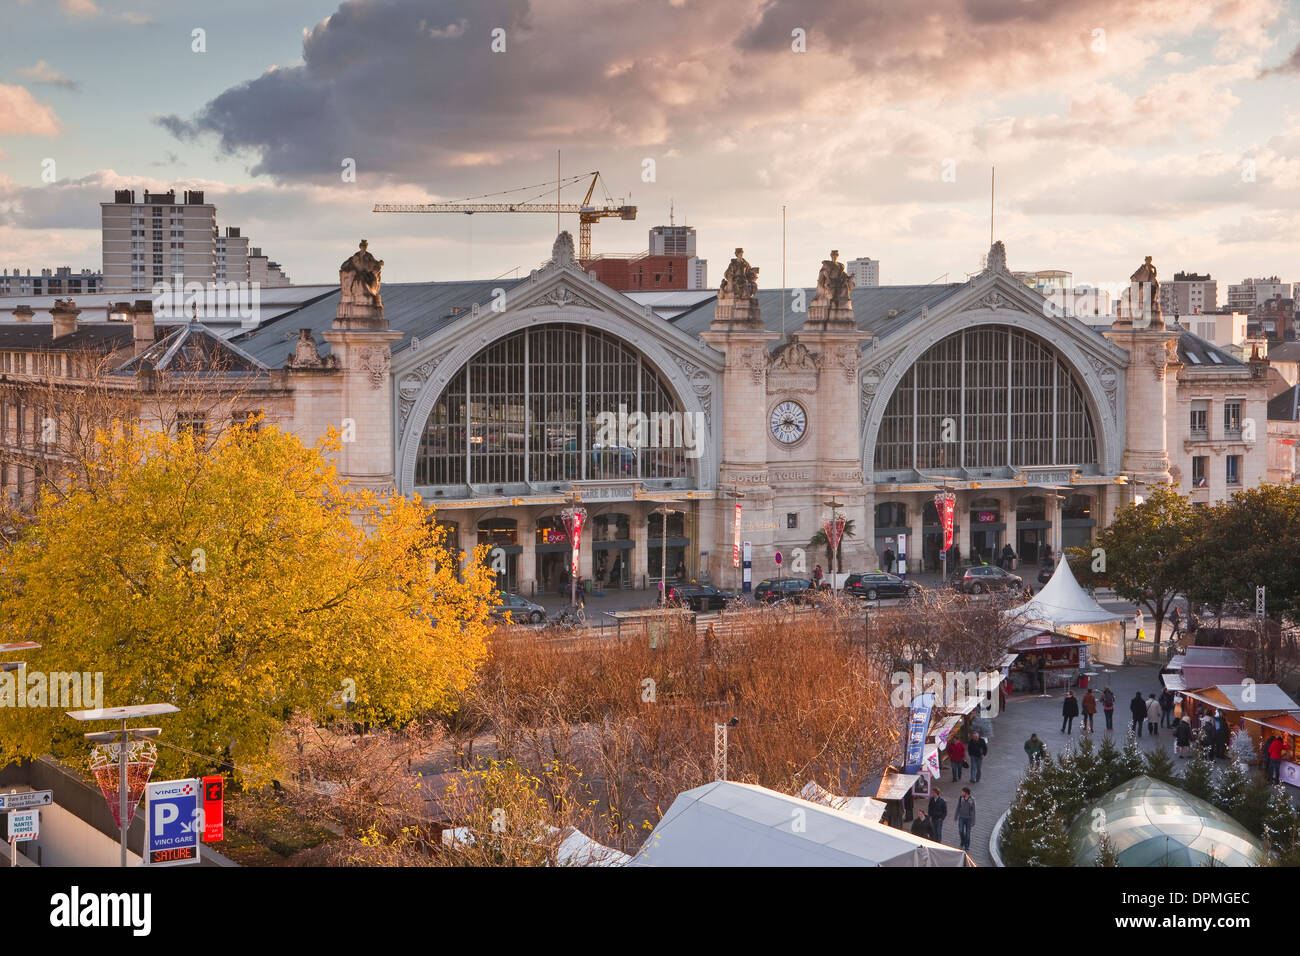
[373,171,636,260]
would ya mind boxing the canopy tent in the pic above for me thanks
[798,781,887,823]
[1004,558,1124,665]
[1243,712,1300,736]
[1181,683,1300,716]
[629,780,968,867]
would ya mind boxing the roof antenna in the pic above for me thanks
[989,165,996,248]
[669,198,675,227]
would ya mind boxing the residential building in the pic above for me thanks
[1227,276,1290,312]
[1159,271,1217,317]
[248,247,291,288]
[1267,384,1300,484]
[1252,296,1296,341]
[583,225,705,291]
[847,257,880,288]
[101,189,217,294]
[215,227,250,283]
[0,268,102,297]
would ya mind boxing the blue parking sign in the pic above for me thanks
[145,778,201,867]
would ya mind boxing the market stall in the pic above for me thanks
[1178,684,1300,750]
[1244,712,1300,787]
[1005,628,1088,692]
[1004,557,1124,665]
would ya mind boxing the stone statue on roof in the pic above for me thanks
[711,247,763,330]
[340,240,384,308]
[814,250,854,310]
[1129,255,1163,327]
[720,247,760,302]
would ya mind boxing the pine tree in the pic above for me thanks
[1181,742,1215,801]
[1263,784,1300,857]
[1235,777,1273,837]
[1117,730,1145,782]
[1001,767,1072,866]
[1212,759,1250,816]
[1073,735,1109,802]
[1227,730,1256,768]
[1094,828,1120,866]
[1096,735,1124,791]
[1143,745,1177,783]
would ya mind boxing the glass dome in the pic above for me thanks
[1069,775,1263,867]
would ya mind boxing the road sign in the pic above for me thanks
[0,790,52,811]
[145,778,201,867]
[774,551,782,565]
[202,776,224,842]
[8,808,38,842]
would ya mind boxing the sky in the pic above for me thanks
[3,0,1300,294]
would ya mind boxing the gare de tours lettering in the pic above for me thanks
[726,470,814,483]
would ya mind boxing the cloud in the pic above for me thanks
[1260,42,1300,76]
[17,61,80,91]
[118,11,153,25]
[59,0,100,17]
[0,85,61,136]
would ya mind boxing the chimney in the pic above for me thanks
[131,299,155,355]
[11,304,34,323]
[50,298,80,339]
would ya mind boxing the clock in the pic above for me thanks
[769,400,808,445]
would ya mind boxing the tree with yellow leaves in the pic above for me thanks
[0,418,496,782]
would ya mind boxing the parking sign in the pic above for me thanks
[145,778,201,867]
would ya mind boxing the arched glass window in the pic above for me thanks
[873,327,1097,472]
[875,502,907,528]
[416,324,694,487]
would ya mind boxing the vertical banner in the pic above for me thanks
[742,541,752,592]
[934,492,956,552]
[897,532,908,580]
[903,693,936,775]
[733,503,742,568]
[202,775,224,842]
[561,508,587,580]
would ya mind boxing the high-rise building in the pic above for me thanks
[583,224,704,291]
[248,247,291,287]
[1013,269,1072,296]
[0,267,102,297]
[1227,276,1290,312]
[848,257,879,288]
[215,226,250,283]
[1159,272,1217,316]
[688,257,708,291]
[648,225,696,257]
[101,189,218,293]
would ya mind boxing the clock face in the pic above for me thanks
[770,400,808,445]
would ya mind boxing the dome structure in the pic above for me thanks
[1069,775,1262,867]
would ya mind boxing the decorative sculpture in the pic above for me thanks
[339,240,384,308]
[712,247,763,329]
[985,240,1007,273]
[720,248,760,302]
[1129,255,1163,327]
[813,250,855,311]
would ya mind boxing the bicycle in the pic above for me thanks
[551,603,587,629]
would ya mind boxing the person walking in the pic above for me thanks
[927,787,948,843]
[1159,688,1176,728]
[955,788,976,853]
[967,731,988,783]
[1129,691,1147,737]
[1102,686,1116,732]
[1269,735,1284,783]
[1081,689,1097,733]
[1146,693,1161,737]
[1170,606,1182,639]
[947,737,967,781]
[813,564,824,588]
[1213,713,1230,760]
[1061,691,1079,734]
[1175,716,1192,758]
[883,546,895,574]
[1024,733,1045,769]
[1001,543,1016,571]
[910,808,934,840]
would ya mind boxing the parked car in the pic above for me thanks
[665,583,733,611]
[959,565,1023,594]
[489,592,547,625]
[844,571,922,601]
[754,578,818,604]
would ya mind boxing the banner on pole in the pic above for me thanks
[561,508,587,579]
[903,693,936,775]
[934,493,956,552]
[733,503,742,568]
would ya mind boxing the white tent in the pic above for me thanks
[1004,557,1125,666]
[628,781,969,867]
[798,781,887,823]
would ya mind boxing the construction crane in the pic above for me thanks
[373,171,636,260]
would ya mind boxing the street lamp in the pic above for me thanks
[654,503,677,606]
[822,499,844,596]
[560,494,587,610]
[67,702,179,867]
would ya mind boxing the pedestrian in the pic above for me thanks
[1159,688,1175,728]
[955,788,976,852]
[883,547,895,574]
[1081,688,1097,733]
[675,557,686,583]
[948,736,967,781]
[1061,691,1079,734]
[813,564,823,588]
[910,808,934,840]
[967,731,988,783]
[1001,543,1016,571]
[1175,716,1191,757]
[1146,693,1161,736]
[1269,735,1284,783]
[928,787,948,843]
[1170,606,1181,638]
[1129,692,1146,737]
[1102,686,1115,732]
[902,785,914,822]
[1024,733,1045,769]
[1213,712,1229,760]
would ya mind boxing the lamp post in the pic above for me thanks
[560,494,587,610]
[67,703,179,867]
[721,486,746,592]
[654,503,677,605]
[823,499,844,596]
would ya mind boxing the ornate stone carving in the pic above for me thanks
[525,284,597,310]
[285,328,338,370]
[359,346,390,388]
[1124,255,1164,329]
[1088,355,1119,421]
[830,344,859,385]
[398,349,456,433]
[984,240,1008,274]
[713,248,762,329]
[738,345,767,385]
[340,240,383,308]
[979,292,1007,310]
[805,250,855,330]
[769,341,820,371]
[859,354,895,415]
[550,231,576,267]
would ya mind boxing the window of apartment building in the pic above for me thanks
[787,512,799,529]
[1226,455,1241,486]
[1223,400,1243,438]
[1192,456,1207,488]
[1190,400,1209,438]
[177,414,206,437]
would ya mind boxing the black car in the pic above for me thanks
[754,578,818,604]
[959,565,1023,594]
[665,583,733,611]
[489,592,547,625]
[844,571,921,601]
